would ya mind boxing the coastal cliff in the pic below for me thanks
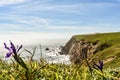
[61,35,100,64]
[61,32,120,68]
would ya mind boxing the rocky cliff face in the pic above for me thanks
[60,32,120,68]
[61,36,101,64]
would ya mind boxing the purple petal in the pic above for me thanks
[4,43,10,50]
[99,60,103,71]
[99,60,103,66]
[10,41,15,48]
[94,60,103,71]
[10,41,17,54]
[5,52,13,58]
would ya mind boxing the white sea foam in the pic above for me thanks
[44,48,70,64]
[1,45,71,64]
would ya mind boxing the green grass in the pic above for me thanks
[0,59,120,80]
[74,32,120,68]
[75,32,120,45]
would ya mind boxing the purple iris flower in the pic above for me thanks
[94,60,103,71]
[4,41,22,58]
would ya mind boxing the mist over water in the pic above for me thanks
[0,32,71,46]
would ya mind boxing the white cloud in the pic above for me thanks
[49,19,82,25]
[48,26,94,30]
[0,13,49,27]
[47,24,120,34]
[0,0,28,6]
[0,1,119,35]
[11,2,118,15]
[0,23,33,31]
[13,16,48,26]
[0,23,22,29]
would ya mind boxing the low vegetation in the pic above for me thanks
[74,32,120,68]
[0,58,120,80]
[1,32,120,79]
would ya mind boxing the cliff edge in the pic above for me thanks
[61,32,120,68]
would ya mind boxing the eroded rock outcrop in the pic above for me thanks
[61,36,102,64]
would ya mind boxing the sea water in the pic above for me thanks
[0,39,70,64]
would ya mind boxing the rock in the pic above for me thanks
[59,46,63,50]
[45,48,49,51]
[61,36,103,64]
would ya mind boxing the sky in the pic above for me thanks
[0,0,120,45]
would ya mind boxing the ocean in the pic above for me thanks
[0,39,70,64]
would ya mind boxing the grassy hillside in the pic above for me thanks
[74,32,120,68]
